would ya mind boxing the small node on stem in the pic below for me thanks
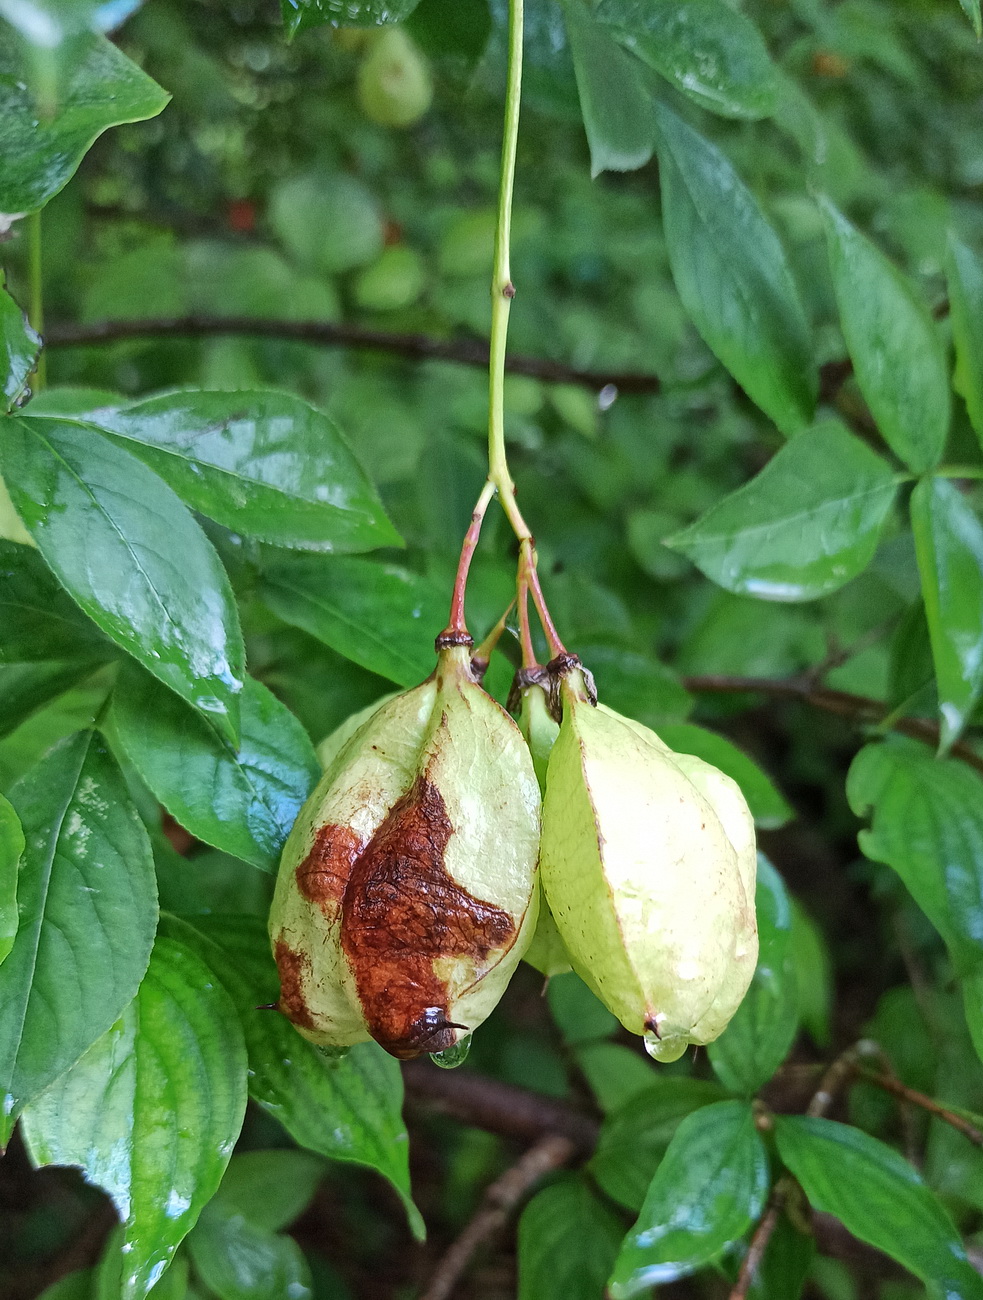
[435,630,475,653]
[503,281,516,299]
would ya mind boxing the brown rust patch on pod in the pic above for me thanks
[295,822,364,909]
[340,774,515,1059]
[273,939,318,1032]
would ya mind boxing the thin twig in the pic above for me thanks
[859,1068,983,1147]
[43,315,864,406]
[683,673,983,776]
[418,1133,575,1300]
[43,315,666,394]
[728,1182,791,1300]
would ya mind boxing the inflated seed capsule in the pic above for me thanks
[516,676,572,979]
[539,662,757,1062]
[269,644,541,1059]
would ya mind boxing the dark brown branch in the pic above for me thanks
[43,316,664,394]
[858,1068,983,1146]
[418,1134,575,1300]
[44,315,865,404]
[401,1060,598,1152]
[683,674,983,777]
[728,1181,790,1300]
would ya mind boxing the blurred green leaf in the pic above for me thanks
[162,913,424,1241]
[268,174,383,273]
[911,477,983,751]
[947,235,983,445]
[547,969,619,1044]
[0,661,105,740]
[589,1080,726,1211]
[89,390,401,554]
[406,0,491,61]
[0,538,110,663]
[561,0,655,177]
[23,937,247,1300]
[656,724,792,829]
[112,668,319,874]
[36,1271,94,1299]
[666,421,897,602]
[518,1175,623,1300]
[595,0,777,120]
[745,1207,814,1300]
[0,32,169,214]
[776,1117,983,1298]
[654,101,816,436]
[0,790,23,966]
[0,731,157,1142]
[847,737,983,971]
[211,1150,325,1234]
[259,555,444,687]
[608,1100,769,1297]
[821,200,950,473]
[1,274,40,412]
[187,1205,312,1300]
[957,0,982,37]
[2,418,244,745]
[709,857,799,1094]
[790,903,833,1048]
[281,0,421,35]
[573,1041,656,1113]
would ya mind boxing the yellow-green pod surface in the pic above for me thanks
[540,673,757,1062]
[270,646,541,1058]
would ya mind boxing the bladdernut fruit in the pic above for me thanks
[539,662,758,1062]
[269,644,541,1059]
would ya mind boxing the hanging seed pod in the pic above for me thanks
[515,674,572,979]
[539,661,757,1062]
[270,644,541,1059]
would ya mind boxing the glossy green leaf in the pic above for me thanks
[259,555,444,687]
[0,669,114,792]
[0,791,23,966]
[776,1117,983,1298]
[847,736,983,970]
[547,970,619,1044]
[0,33,169,215]
[709,857,799,1094]
[656,724,792,829]
[281,0,421,36]
[211,1150,325,1234]
[911,477,983,751]
[821,200,950,472]
[609,1100,769,1297]
[589,1081,726,1211]
[2,417,244,744]
[1,274,40,411]
[89,390,401,554]
[0,731,157,1142]
[562,0,655,177]
[654,101,816,435]
[161,913,424,1240]
[595,0,778,120]
[948,235,983,444]
[665,421,897,602]
[0,539,109,663]
[22,937,247,1300]
[518,1175,623,1300]
[112,668,319,874]
[187,1205,312,1300]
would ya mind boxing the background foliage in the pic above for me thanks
[3,0,983,1297]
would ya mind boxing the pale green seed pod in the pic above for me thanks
[517,679,572,979]
[540,669,757,1062]
[270,645,541,1059]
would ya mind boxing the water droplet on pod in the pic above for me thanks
[430,1034,472,1069]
